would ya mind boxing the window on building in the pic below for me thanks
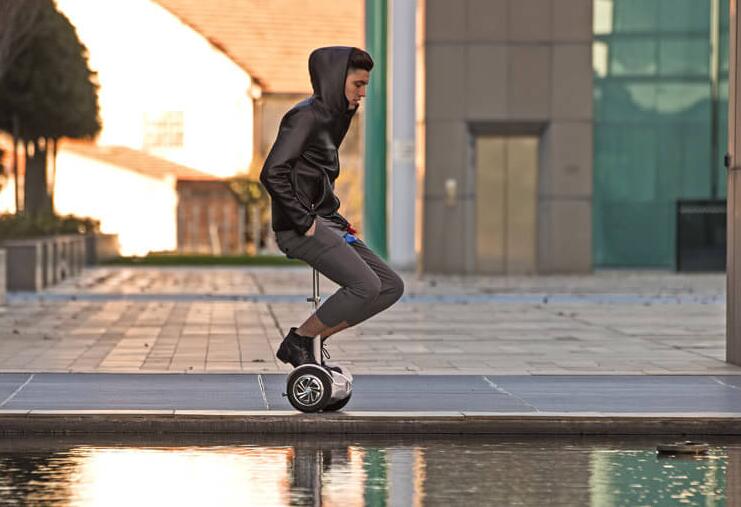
[143,111,184,149]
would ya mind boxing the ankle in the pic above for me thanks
[295,327,315,339]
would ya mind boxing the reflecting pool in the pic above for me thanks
[0,436,733,506]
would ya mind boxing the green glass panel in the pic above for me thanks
[717,90,729,198]
[720,0,730,29]
[600,202,674,266]
[655,123,712,199]
[656,82,710,122]
[656,126,684,200]
[593,81,606,121]
[658,38,710,76]
[613,0,659,33]
[601,81,657,121]
[610,39,657,75]
[595,124,657,202]
[592,188,606,265]
[658,0,710,32]
[720,28,729,73]
[679,123,712,198]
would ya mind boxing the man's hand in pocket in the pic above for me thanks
[305,219,317,237]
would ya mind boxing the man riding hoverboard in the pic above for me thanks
[259,47,404,412]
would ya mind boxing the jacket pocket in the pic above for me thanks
[275,230,298,258]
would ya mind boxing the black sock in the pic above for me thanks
[290,328,314,340]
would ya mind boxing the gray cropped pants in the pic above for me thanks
[275,216,404,328]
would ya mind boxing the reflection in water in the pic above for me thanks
[0,436,736,506]
[73,448,289,505]
[590,450,725,506]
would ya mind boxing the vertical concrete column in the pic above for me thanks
[728,0,741,364]
[388,0,417,269]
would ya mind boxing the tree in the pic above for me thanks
[0,0,45,210]
[0,0,44,82]
[0,0,101,217]
[229,177,269,252]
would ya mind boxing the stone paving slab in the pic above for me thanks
[0,374,31,404]
[46,266,726,297]
[0,267,735,375]
[2,373,266,411]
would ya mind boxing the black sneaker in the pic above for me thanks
[276,328,317,367]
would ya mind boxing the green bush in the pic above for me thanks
[0,213,100,239]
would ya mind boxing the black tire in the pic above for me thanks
[323,392,352,412]
[286,365,333,413]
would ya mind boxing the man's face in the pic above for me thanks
[345,69,370,110]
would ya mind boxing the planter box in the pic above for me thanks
[1,235,89,291]
[54,235,76,282]
[85,233,120,265]
[1,239,44,291]
[51,238,60,284]
[41,238,55,287]
[70,235,85,275]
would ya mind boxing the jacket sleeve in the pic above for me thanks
[260,108,316,235]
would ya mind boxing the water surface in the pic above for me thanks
[0,436,732,506]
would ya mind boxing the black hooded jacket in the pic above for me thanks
[260,46,357,235]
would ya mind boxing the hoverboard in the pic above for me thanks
[284,268,353,413]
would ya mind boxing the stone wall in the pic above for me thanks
[423,0,593,274]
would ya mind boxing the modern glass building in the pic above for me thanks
[422,0,729,274]
[593,0,729,268]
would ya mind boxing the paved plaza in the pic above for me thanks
[0,266,733,375]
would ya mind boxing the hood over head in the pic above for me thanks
[309,46,355,114]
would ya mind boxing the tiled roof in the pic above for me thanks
[154,0,364,94]
[61,141,218,181]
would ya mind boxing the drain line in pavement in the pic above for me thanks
[481,376,540,412]
[710,376,741,391]
[0,374,35,408]
[257,374,270,410]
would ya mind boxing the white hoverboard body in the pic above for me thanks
[286,362,352,412]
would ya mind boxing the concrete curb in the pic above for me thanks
[2,410,741,435]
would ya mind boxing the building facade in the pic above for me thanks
[54,143,217,256]
[54,0,256,179]
[593,0,729,268]
[422,0,729,274]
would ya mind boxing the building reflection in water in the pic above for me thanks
[287,443,425,506]
[590,449,726,506]
[0,437,737,505]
